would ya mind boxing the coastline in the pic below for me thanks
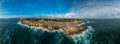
[19,18,89,35]
[17,21,64,32]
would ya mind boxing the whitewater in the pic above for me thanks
[18,20,94,44]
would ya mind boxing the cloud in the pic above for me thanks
[64,13,75,18]
[75,7,120,18]
[66,0,120,18]
[0,9,11,18]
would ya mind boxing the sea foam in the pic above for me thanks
[17,21,64,33]
[69,21,94,44]
[17,21,94,44]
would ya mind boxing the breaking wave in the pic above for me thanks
[69,21,94,44]
[17,21,64,33]
[17,21,94,44]
[17,21,66,44]
[69,26,94,44]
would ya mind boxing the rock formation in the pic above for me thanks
[21,18,88,35]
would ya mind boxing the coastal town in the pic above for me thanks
[21,18,88,35]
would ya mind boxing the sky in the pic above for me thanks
[0,0,120,18]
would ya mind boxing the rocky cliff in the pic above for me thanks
[21,18,88,35]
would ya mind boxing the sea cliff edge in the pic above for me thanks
[20,18,88,35]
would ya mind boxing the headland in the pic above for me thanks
[20,18,88,35]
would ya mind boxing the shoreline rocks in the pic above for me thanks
[21,18,88,35]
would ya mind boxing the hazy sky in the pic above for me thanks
[0,0,120,18]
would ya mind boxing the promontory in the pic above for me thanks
[20,18,88,35]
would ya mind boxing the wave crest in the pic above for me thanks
[17,21,94,44]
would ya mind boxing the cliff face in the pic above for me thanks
[21,19,88,35]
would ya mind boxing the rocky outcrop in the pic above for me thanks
[21,18,88,35]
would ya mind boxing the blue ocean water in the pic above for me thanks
[0,19,120,44]
[87,19,120,44]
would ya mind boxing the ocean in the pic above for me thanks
[0,19,120,44]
